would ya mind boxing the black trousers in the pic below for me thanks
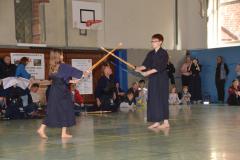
[181,75,191,87]
[189,75,202,101]
[216,79,226,102]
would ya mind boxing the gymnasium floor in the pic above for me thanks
[1,105,240,160]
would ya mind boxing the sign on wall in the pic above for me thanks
[10,53,45,80]
[72,59,93,94]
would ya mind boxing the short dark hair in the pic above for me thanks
[31,83,40,88]
[139,79,145,84]
[102,62,110,67]
[126,90,134,96]
[232,79,239,83]
[19,57,29,65]
[152,34,164,42]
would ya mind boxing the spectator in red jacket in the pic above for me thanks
[69,83,84,107]
[227,79,240,106]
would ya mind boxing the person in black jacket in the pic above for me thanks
[95,63,117,112]
[167,60,175,85]
[0,56,16,79]
[4,86,26,119]
[189,58,202,103]
[215,56,229,103]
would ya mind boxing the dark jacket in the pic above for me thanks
[166,62,175,78]
[0,60,16,79]
[215,63,229,80]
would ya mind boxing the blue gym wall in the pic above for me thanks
[190,46,240,103]
[114,49,128,92]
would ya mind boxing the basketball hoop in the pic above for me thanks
[85,20,103,28]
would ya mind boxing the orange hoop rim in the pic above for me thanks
[85,20,103,27]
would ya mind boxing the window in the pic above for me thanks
[208,0,240,48]
[14,0,47,44]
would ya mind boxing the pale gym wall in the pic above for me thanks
[0,0,207,49]
[0,0,207,88]
[0,0,16,45]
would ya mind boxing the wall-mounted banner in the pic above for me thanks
[72,59,93,94]
[10,53,45,80]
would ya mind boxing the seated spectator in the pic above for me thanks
[0,82,6,116]
[137,79,148,106]
[227,79,240,106]
[128,82,139,104]
[30,83,40,104]
[26,83,41,117]
[169,86,181,105]
[4,85,26,119]
[0,55,16,79]
[70,83,84,106]
[70,83,84,116]
[0,97,5,117]
[120,90,135,112]
[15,57,31,79]
[115,82,125,105]
[95,63,118,112]
[181,86,191,105]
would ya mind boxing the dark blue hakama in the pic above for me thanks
[95,76,118,112]
[143,48,169,122]
[43,64,83,128]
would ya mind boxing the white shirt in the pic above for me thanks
[30,92,40,103]
[169,93,180,105]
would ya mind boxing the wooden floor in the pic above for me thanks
[1,105,240,160]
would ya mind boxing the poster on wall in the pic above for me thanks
[10,53,45,80]
[72,59,93,95]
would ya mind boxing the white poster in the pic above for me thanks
[72,59,93,94]
[10,53,45,80]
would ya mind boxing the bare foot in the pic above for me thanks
[157,123,170,129]
[37,129,48,139]
[61,134,73,138]
[148,122,160,129]
[148,127,161,133]
[164,123,170,128]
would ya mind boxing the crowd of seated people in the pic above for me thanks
[0,81,42,119]
[0,56,43,119]
[94,63,150,112]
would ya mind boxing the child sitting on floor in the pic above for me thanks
[127,82,139,105]
[137,79,148,106]
[120,90,135,112]
[181,86,191,105]
[169,86,181,105]
[70,83,84,115]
